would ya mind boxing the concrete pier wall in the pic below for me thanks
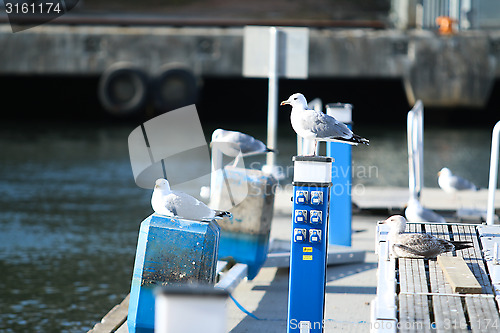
[1,24,500,107]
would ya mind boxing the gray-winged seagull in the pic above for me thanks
[211,129,276,157]
[280,93,368,154]
[152,178,231,220]
[383,215,472,258]
[438,167,478,193]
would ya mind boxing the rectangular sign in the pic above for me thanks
[243,26,309,79]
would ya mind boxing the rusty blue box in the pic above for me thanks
[127,214,220,333]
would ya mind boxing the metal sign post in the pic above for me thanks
[287,156,332,333]
[326,103,353,246]
[243,26,309,169]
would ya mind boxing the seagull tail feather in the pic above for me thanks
[352,134,370,146]
[451,241,473,251]
[214,210,232,218]
[266,148,279,154]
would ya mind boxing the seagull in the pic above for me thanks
[438,167,479,193]
[210,129,276,158]
[151,178,231,221]
[280,93,369,154]
[405,198,446,223]
[383,215,472,258]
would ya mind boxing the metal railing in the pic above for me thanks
[487,121,500,225]
[407,100,424,201]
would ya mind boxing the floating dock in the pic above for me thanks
[373,222,500,332]
[89,187,500,332]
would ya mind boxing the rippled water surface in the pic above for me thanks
[0,119,495,332]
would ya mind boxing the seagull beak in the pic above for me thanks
[154,185,159,189]
[437,171,441,176]
[280,100,289,106]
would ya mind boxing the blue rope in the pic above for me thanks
[229,293,261,320]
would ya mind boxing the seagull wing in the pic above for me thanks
[449,174,477,191]
[394,233,449,258]
[233,132,267,154]
[167,191,215,220]
[306,111,353,140]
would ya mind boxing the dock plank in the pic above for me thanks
[398,257,432,333]
[377,222,500,333]
[437,256,482,294]
[88,294,129,333]
[426,224,468,332]
[451,225,499,332]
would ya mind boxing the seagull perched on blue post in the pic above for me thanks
[152,178,231,221]
[280,93,369,155]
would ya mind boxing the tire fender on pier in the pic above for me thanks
[98,62,149,116]
[152,64,198,112]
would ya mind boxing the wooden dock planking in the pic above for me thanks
[452,225,499,332]
[88,294,129,333]
[398,257,432,333]
[437,256,482,294]
[394,223,500,332]
[426,224,468,332]
[451,225,499,332]
[398,222,429,332]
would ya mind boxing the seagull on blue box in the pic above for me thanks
[152,178,231,221]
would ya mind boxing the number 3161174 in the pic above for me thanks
[5,2,62,14]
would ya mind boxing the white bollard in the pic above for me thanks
[155,285,228,333]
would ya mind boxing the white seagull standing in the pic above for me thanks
[210,129,277,162]
[152,179,231,220]
[405,198,446,223]
[383,215,472,258]
[280,93,369,154]
[438,167,478,193]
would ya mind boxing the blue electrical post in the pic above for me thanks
[287,156,332,333]
[326,103,353,247]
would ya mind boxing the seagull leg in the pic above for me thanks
[313,140,318,156]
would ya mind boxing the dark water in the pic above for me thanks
[0,119,496,332]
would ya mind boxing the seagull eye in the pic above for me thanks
[293,97,297,100]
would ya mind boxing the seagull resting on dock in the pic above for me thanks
[405,198,446,223]
[152,179,231,221]
[280,93,368,155]
[383,215,472,258]
[438,167,479,193]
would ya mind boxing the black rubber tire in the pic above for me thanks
[153,64,198,112]
[98,63,149,116]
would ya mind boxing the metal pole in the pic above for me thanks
[210,145,223,203]
[416,101,424,199]
[407,109,416,201]
[266,27,279,167]
[407,100,423,202]
[487,121,500,225]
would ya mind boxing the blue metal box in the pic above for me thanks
[127,214,220,333]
